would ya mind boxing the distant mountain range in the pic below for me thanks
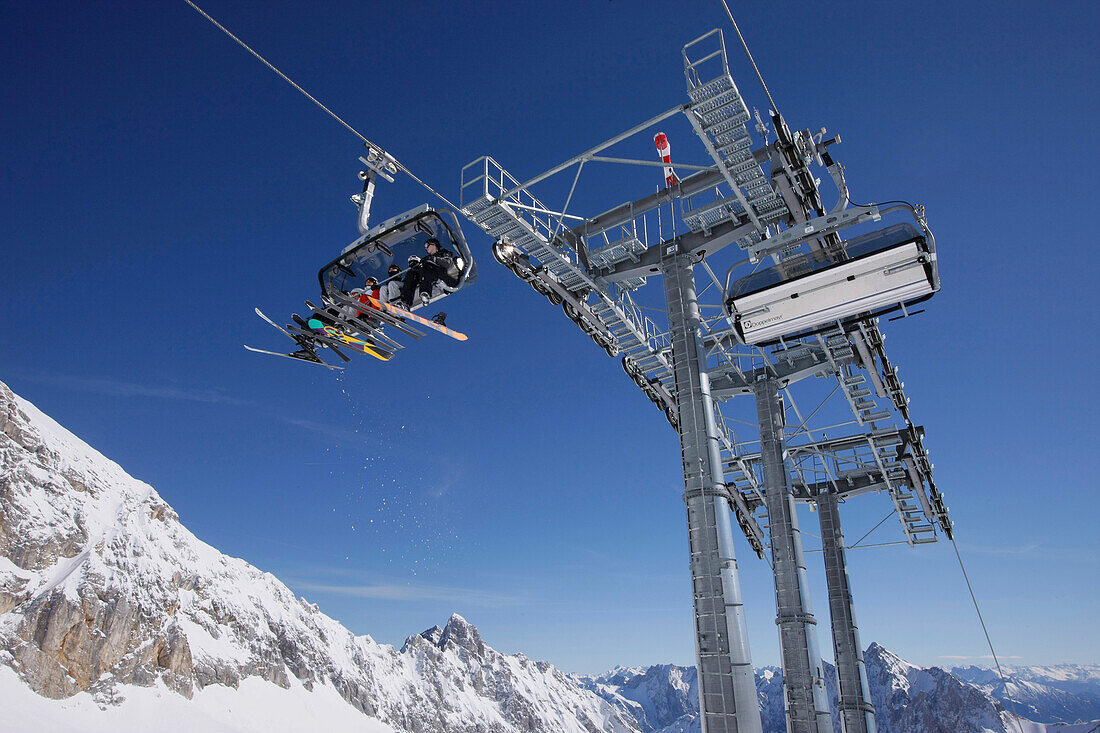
[579,650,1100,733]
[951,664,1100,728]
[0,378,1096,732]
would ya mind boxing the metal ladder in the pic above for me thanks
[460,157,673,380]
[681,30,789,243]
[866,430,938,544]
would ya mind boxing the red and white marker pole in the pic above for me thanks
[654,131,679,187]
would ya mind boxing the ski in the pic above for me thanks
[325,290,424,339]
[366,296,468,341]
[243,345,343,370]
[288,321,393,362]
[256,308,302,342]
[283,314,351,362]
[305,299,386,336]
[304,299,402,352]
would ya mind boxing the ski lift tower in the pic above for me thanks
[459,28,951,733]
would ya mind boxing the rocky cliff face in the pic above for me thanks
[0,380,636,732]
[863,642,1008,733]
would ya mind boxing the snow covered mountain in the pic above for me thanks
[952,664,1100,725]
[579,646,1100,733]
[1,377,1097,733]
[0,379,635,732]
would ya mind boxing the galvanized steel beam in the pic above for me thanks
[754,376,833,733]
[663,248,761,733]
[817,492,877,733]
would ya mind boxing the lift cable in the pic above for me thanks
[804,540,910,554]
[950,537,1024,733]
[717,0,779,115]
[838,512,1023,731]
[181,0,461,213]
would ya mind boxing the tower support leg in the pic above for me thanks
[663,252,761,733]
[753,377,833,733]
[817,491,876,733]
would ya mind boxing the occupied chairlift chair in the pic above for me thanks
[318,205,478,311]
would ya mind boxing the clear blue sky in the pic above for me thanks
[2,1,1097,674]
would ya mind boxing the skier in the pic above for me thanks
[400,238,460,308]
[357,276,382,313]
[380,264,403,304]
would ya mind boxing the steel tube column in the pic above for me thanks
[817,491,876,733]
[753,377,832,733]
[663,251,761,733]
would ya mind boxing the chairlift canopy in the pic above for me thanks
[727,222,937,344]
[318,207,477,306]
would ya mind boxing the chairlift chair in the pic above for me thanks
[318,205,477,310]
[726,222,938,345]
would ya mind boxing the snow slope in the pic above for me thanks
[0,664,394,733]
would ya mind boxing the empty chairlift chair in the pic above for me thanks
[726,222,938,345]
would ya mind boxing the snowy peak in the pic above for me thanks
[402,614,485,658]
[866,641,918,679]
[438,613,486,658]
[578,663,699,733]
[406,624,445,650]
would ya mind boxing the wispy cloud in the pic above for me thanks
[14,372,370,445]
[19,373,252,406]
[296,581,524,608]
[275,416,374,444]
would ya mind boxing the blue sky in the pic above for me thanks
[2,1,1098,674]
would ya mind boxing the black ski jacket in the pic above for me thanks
[422,246,460,281]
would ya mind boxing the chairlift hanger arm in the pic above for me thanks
[768,113,827,219]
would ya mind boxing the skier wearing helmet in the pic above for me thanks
[400,237,459,308]
[380,263,403,304]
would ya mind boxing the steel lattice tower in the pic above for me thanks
[457,26,951,733]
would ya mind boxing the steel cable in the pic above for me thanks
[950,537,1024,733]
[182,0,461,212]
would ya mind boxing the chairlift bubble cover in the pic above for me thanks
[318,208,477,303]
[727,223,936,345]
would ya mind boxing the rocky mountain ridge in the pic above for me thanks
[951,663,1100,726]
